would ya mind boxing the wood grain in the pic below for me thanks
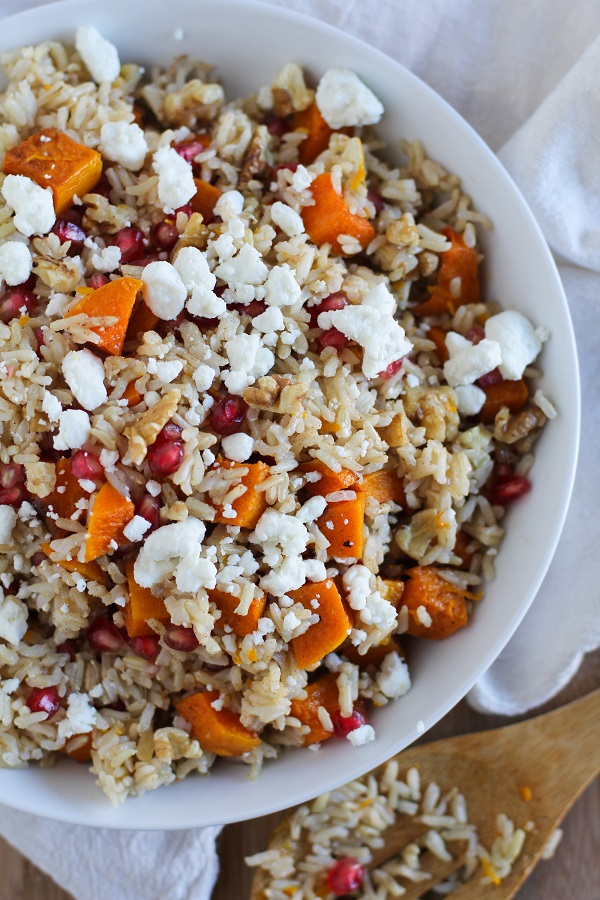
[1,651,598,900]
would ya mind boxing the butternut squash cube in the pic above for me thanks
[297,460,358,497]
[67,277,143,356]
[289,580,352,669]
[175,690,260,757]
[289,672,340,745]
[123,558,169,638]
[211,459,271,528]
[209,587,266,637]
[316,494,365,559]
[85,482,134,562]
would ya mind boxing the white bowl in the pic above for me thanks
[0,0,579,829]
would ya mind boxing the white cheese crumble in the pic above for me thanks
[174,246,214,291]
[0,595,28,645]
[263,263,302,308]
[0,241,32,286]
[153,359,184,383]
[443,338,502,387]
[75,26,121,83]
[316,68,384,129]
[252,306,284,335]
[53,409,91,451]
[41,391,62,423]
[347,723,376,747]
[454,384,486,416]
[270,201,304,237]
[223,332,274,394]
[221,432,254,462]
[485,310,543,380]
[1,175,56,237]
[57,692,98,740]
[296,495,328,524]
[215,243,268,287]
[123,515,152,542]
[0,505,17,544]
[214,190,244,221]
[99,121,148,171]
[376,651,411,699]
[134,519,217,593]
[61,349,107,411]
[91,245,121,273]
[153,145,196,212]
[192,364,215,393]
[291,165,314,192]
[142,260,187,319]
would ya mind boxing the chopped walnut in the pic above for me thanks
[494,404,546,446]
[378,408,411,448]
[163,79,225,127]
[32,255,83,293]
[385,213,419,249]
[403,386,459,442]
[271,63,313,116]
[83,193,138,233]
[153,727,202,764]
[238,125,271,189]
[24,461,56,499]
[123,388,181,465]
[243,374,307,413]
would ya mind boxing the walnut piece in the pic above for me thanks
[32,255,83,293]
[493,404,546,446]
[378,408,411,448]
[238,125,271,189]
[271,63,313,116]
[24,461,56,499]
[403,386,459,442]
[163,79,225,127]
[243,374,307,413]
[123,388,181,465]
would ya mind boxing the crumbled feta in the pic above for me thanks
[443,338,502,387]
[192,364,215,392]
[214,190,244,221]
[99,121,148,171]
[41,391,62,423]
[347,723,376,747]
[146,480,161,497]
[153,359,184,383]
[1,175,55,237]
[318,297,412,379]
[223,332,274,394]
[316,68,384,129]
[0,595,28,645]
[283,610,301,632]
[46,292,69,316]
[215,243,268,287]
[57,692,97,740]
[53,409,91,451]
[221,432,254,463]
[61,349,107,411]
[291,165,314,192]
[187,285,226,318]
[142,260,187,319]
[0,506,17,544]
[153,145,196,212]
[91,245,121,273]
[75,26,121,83]
[270,201,304,237]
[123,515,152,542]
[296,495,328,524]
[485,310,543,380]
[79,479,96,493]
[134,518,216,593]
[445,331,471,357]
[174,246,215,292]
[252,306,284,334]
[263,264,302,308]
[454,384,486,416]
[99,448,119,471]
[0,241,32,286]
[363,282,396,315]
[376,653,411,699]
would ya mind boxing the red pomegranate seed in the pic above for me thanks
[0,287,36,323]
[327,857,365,895]
[308,292,348,325]
[70,449,103,480]
[174,202,194,218]
[154,220,180,252]
[231,299,267,317]
[317,327,349,352]
[160,423,183,443]
[477,367,504,388]
[378,357,404,380]
[87,617,124,652]
[34,326,46,350]
[57,639,78,660]
[111,226,146,263]
[332,710,366,738]
[265,114,291,137]
[164,625,199,652]
[27,686,61,718]
[174,138,210,164]
[0,486,25,506]
[134,494,160,532]
[91,173,112,198]
[367,187,384,215]
[466,326,485,344]
[52,218,85,248]
[491,475,532,506]
[210,394,248,436]
[128,635,161,660]
[31,551,47,567]
[147,439,184,476]
[90,273,110,289]
[105,699,126,711]
[125,254,159,269]
[0,463,24,490]
[273,162,298,175]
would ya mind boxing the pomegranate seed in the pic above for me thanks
[70,449,103,480]
[265,114,291,137]
[160,423,183,443]
[0,463,24,490]
[231,299,267,317]
[61,207,84,227]
[31,551,47,567]
[466,326,485,344]
[378,358,404,380]
[367,187,384,215]
[147,440,184,476]
[125,254,159,268]
[105,699,126,711]
[174,202,194,218]
[57,639,78,660]
[52,218,85,248]
[0,287,36,323]
[90,273,110,289]
[491,475,532,506]
[317,328,349,352]
[134,494,160,532]
[332,710,366,738]
[174,138,209,164]
[91,173,112,198]
[87,617,124,652]
[210,394,248,436]
[477,367,504,388]
[111,226,146,263]
[0,486,26,506]
[34,326,46,350]
[27,686,61,718]
[154,220,180,252]
[327,857,365,895]
[308,292,348,325]
[164,625,199,652]
[273,162,298,175]
[128,635,160,660]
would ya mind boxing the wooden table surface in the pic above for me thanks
[2,651,599,900]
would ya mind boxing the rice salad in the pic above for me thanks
[0,28,553,804]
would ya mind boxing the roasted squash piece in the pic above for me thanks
[61,733,93,764]
[289,579,353,669]
[209,587,266,637]
[379,578,405,607]
[41,542,108,585]
[401,565,468,639]
[316,493,366,559]
[479,379,528,424]
[412,228,480,317]
[175,690,260,756]
[191,178,222,222]
[123,558,169,638]
[43,458,88,526]
[292,103,335,165]
[126,300,160,342]
[301,173,375,256]
[297,459,358,496]
[358,470,405,506]
[3,128,103,215]
[67,277,143,356]
[210,459,271,528]
[121,380,143,407]
[289,672,340,745]
[85,482,134,562]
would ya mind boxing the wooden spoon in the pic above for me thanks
[251,689,600,899]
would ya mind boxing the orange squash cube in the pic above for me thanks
[289,672,340,745]
[479,379,529,424]
[317,494,366,559]
[41,542,109,585]
[401,566,468,640]
[358,470,405,506]
[209,587,266,637]
[289,580,353,669]
[379,578,405,607]
[175,690,260,757]
[67,277,142,356]
[126,300,160,342]
[123,558,169,638]
[3,128,103,215]
[297,460,358,497]
[301,172,375,256]
[85,482,134,562]
[43,458,88,528]
[61,733,93,764]
[211,459,271,528]
[191,178,222,222]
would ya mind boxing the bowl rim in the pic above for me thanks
[0,0,580,828]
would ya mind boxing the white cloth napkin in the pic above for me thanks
[1,0,599,897]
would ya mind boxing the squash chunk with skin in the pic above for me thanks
[289,579,353,669]
[41,542,109,586]
[123,559,169,638]
[358,470,405,506]
[479,379,528,424]
[175,690,260,757]
[126,300,160,343]
[210,587,266,637]
[211,459,271,528]
[412,228,480,317]
[401,565,468,639]
[289,672,341,745]
[317,493,366,559]
[297,460,358,497]
[191,178,222,222]
[3,128,102,215]
[85,482,134,562]
[43,458,87,525]
[67,277,143,356]
[301,172,375,256]
[379,578,405,607]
